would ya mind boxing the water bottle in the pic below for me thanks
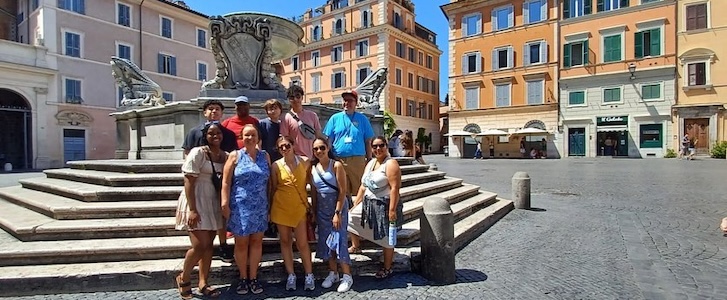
[388,221,397,246]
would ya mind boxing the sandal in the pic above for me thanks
[235,279,248,295]
[348,246,363,254]
[175,274,193,300]
[249,278,264,294]
[199,284,221,298]
[375,268,393,279]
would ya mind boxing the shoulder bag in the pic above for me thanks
[206,151,222,193]
[313,162,353,208]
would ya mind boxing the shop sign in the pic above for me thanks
[597,116,628,126]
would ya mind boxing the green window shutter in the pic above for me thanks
[649,28,661,56]
[597,0,604,12]
[584,0,592,15]
[634,31,643,58]
[582,40,589,65]
[563,0,570,19]
[563,43,571,68]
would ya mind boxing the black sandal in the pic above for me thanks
[199,284,221,298]
[375,268,393,279]
[175,274,193,299]
[249,278,264,294]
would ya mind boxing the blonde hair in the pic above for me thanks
[263,99,283,111]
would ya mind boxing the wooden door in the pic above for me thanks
[684,118,709,154]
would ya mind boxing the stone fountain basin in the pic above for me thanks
[224,12,304,61]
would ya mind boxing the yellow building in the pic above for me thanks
[441,0,559,159]
[280,0,443,151]
[674,0,727,154]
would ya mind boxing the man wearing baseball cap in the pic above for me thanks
[222,96,260,149]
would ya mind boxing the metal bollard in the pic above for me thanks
[428,163,438,171]
[419,197,455,284]
[512,172,531,209]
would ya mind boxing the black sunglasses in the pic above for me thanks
[313,145,327,152]
[278,143,292,150]
[371,143,387,149]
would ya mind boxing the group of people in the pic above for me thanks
[387,129,426,164]
[680,133,698,160]
[173,86,404,298]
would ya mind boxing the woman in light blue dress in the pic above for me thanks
[309,138,353,292]
[221,124,271,295]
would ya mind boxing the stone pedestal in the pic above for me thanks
[419,197,455,284]
[512,172,531,209]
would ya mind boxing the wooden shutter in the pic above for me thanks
[563,44,571,68]
[491,9,497,31]
[475,14,482,34]
[620,0,629,8]
[597,0,604,12]
[157,53,164,73]
[170,56,176,76]
[634,31,643,58]
[491,49,498,71]
[507,6,514,28]
[582,40,589,65]
[584,0,592,15]
[523,44,530,66]
[507,46,514,68]
[563,0,570,19]
[523,1,530,23]
[475,52,482,72]
[649,28,660,56]
[462,55,468,73]
[540,40,547,63]
[696,4,707,29]
[462,16,468,36]
[330,74,335,89]
[540,0,547,21]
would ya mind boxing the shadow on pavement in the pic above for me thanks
[455,269,488,283]
[523,207,547,212]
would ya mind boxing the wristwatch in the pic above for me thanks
[335,210,341,215]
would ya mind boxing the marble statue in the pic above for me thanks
[110,56,165,107]
[354,68,388,111]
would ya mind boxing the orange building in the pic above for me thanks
[441,0,560,159]
[280,0,442,151]
[559,0,676,158]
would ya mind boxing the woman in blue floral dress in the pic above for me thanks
[221,124,271,295]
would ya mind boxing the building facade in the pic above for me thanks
[559,0,676,158]
[674,0,727,154]
[279,0,443,151]
[441,0,560,159]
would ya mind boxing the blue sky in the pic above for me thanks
[183,0,449,102]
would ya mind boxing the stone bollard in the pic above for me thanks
[420,197,455,284]
[512,172,531,209]
[428,163,438,171]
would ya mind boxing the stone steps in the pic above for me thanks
[44,169,183,187]
[67,160,182,173]
[18,177,181,202]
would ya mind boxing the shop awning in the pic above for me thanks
[478,129,509,136]
[597,126,628,132]
[444,130,478,137]
[514,128,549,135]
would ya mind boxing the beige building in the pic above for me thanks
[0,0,211,169]
[674,0,727,154]
[279,0,443,151]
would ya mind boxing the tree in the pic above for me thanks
[415,127,431,153]
[443,94,449,106]
[383,110,397,139]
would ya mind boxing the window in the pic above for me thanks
[492,46,513,71]
[331,45,343,62]
[641,0,661,3]
[406,100,415,116]
[418,52,423,65]
[356,67,370,84]
[603,34,622,62]
[465,86,479,109]
[408,73,413,89]
[426,55,433,69]
[32,0,39,11]
[311,51,320,67]
[598,0,627,12]
[563,40,588,67]
[395,41,405,58]
[331,72,345,89]
[59,0,85,14]
[117,3,131,27]
[64,31,81,57]
[312,26,322,41]
[310,97,322,105]
[495,83,511,107]
[157,53,176,75]
[686,3,707,31]
[524,0,547,24]
[396,97,402,115]
[491,5,514,31]
[117,43,131,60]
[526,80,544,104]
[311,73,321,92]
[356,39,368,57]
[333,19,344,35]
[197,62,207,81]
[361,9,373,28]
[462,52,481,74]
[641,83,661,100]
[603,87,621,103]
[428,104,433,120]
[687,62,706,86]
[162,92,174,102]
[197,29,206,48]
[64,78,82,103]
[394,12,402,29]
[292,56,299,71]
[563,0,591,19]
[634,28,660,58]
[568,91,585,106]
[408,47,416,63]
[640,124,662,148]
[462,13,481,37]
[523,41,547,65]
[160,17,172,38]
[395,68,402,85]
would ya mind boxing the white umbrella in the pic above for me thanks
[478,129,509,136]
[444,130,477,137]
[514,127,549,135]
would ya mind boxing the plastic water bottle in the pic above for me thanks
[388,221,397,246]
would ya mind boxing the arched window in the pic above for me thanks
[394,12,401,29]
[335,19,343,34]
[361,10,369,28]
[312,26,321,41]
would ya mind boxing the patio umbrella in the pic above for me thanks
[478,129,509,136]
[514,127,549,135]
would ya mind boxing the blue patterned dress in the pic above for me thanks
[227,149,270,236]
[312,160,350,264]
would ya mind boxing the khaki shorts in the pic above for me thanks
[340,156,366,197]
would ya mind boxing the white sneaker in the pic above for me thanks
[304,273,315,291]
[337,274,353,292]
[285,273,296,291]
[321,271,339,288]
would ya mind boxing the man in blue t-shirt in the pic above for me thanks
[323,89,375,254]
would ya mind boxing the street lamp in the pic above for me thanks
[628,63,636,80]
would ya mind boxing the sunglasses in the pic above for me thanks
[313,145,327,152]
[278,143,292,150]
[371,143,387,149]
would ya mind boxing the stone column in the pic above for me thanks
[512,172,531,209]
[419,197,455,284]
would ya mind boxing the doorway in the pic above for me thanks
[684,118,709,154]
[0,89,32,170]
[63,129,86,164]
[462,136,478,158]
[568,128,586,156]
[597,131,629,157]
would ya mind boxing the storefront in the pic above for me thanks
[596,116,629,157]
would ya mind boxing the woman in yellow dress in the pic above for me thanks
[270,136,315,291]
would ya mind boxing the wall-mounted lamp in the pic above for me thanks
[628,63,636,80]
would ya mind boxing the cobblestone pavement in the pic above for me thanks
[5,156,727,299]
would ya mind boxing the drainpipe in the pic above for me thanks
[555,0,561,139]
[139,0,145,69]
[672,0,679,147]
